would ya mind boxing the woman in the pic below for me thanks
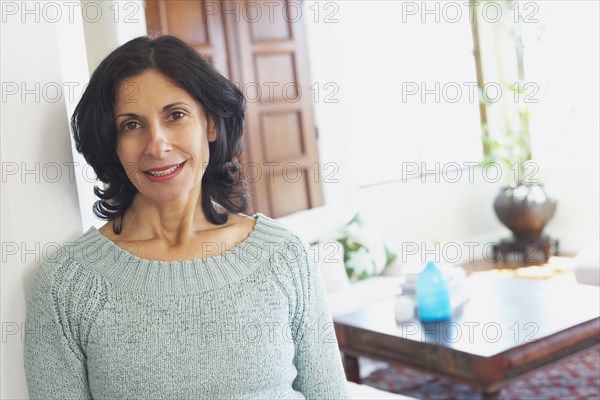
[24,35,350,399]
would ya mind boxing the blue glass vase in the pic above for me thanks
[416,260,452,322]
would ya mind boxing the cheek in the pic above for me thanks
[190,140,211,178]
[203,142,210,160]
[115,139,126,160]
[187,133,210,160]
[115,143,138,177]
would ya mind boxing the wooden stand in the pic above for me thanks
[492,236,559,263]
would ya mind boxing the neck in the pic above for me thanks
[119,186,218,245]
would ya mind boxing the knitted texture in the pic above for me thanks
[24,213,350,399]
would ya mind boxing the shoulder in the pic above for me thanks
[26,232,110,358]
[28,228,110,304]
[249,212,302,245]
[27,229,111,320]
[57,227,107,264]
[251,213,317,278]
[225,213,258,242]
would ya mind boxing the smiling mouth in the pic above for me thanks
[144,162,185,177]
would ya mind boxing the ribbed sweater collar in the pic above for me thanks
[63,213,290,295]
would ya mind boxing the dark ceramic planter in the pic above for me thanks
[493,184,557,241]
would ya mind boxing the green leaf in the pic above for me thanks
[348,213,364,227]
[384,244,397,265]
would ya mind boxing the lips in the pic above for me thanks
[143,161,185,177]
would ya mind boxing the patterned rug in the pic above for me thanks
[362,346,600,399]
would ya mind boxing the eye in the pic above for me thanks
[121,120,141,131]
[169,111,185,121]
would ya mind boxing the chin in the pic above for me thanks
[139,187,195,204]
[134,173,200,203]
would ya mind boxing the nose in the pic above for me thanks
[145,123,172,159]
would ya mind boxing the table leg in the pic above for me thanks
[342,353,360,383]
[482,388,501,399]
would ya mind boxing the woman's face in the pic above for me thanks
[113,69,215,205]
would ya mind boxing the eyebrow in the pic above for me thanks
[114,102,193,120]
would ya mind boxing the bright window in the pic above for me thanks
[312,1,483,187]
[521,1,599,167]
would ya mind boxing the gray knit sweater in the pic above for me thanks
[24,213,350,399]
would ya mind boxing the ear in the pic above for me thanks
[207,116,217,143]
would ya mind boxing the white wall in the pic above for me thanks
[0,1,145,397]
[1,11,86,400]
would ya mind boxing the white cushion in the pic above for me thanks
[277,205,355,244]
[310,241,350,293]
[574,240,600,286]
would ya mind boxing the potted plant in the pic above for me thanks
[478,5,557,251]
[481,102,557,244]
[336,213,397,281]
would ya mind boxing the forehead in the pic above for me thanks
[114,69,197,113]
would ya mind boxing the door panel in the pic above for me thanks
[145,0,229,77]
[261,112,304,161]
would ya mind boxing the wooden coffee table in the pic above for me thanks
[333,273,600,399]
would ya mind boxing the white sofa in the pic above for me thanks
[277,206,405,315]
[277,206,412,400]
[573,240,600,286]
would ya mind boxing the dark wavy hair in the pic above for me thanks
[71,35,248,234]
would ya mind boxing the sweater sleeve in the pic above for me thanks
[24,257,101,399]
[283,236,350,400]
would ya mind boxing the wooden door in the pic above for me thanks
[145,0,230,76]
[145,0,323,217]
